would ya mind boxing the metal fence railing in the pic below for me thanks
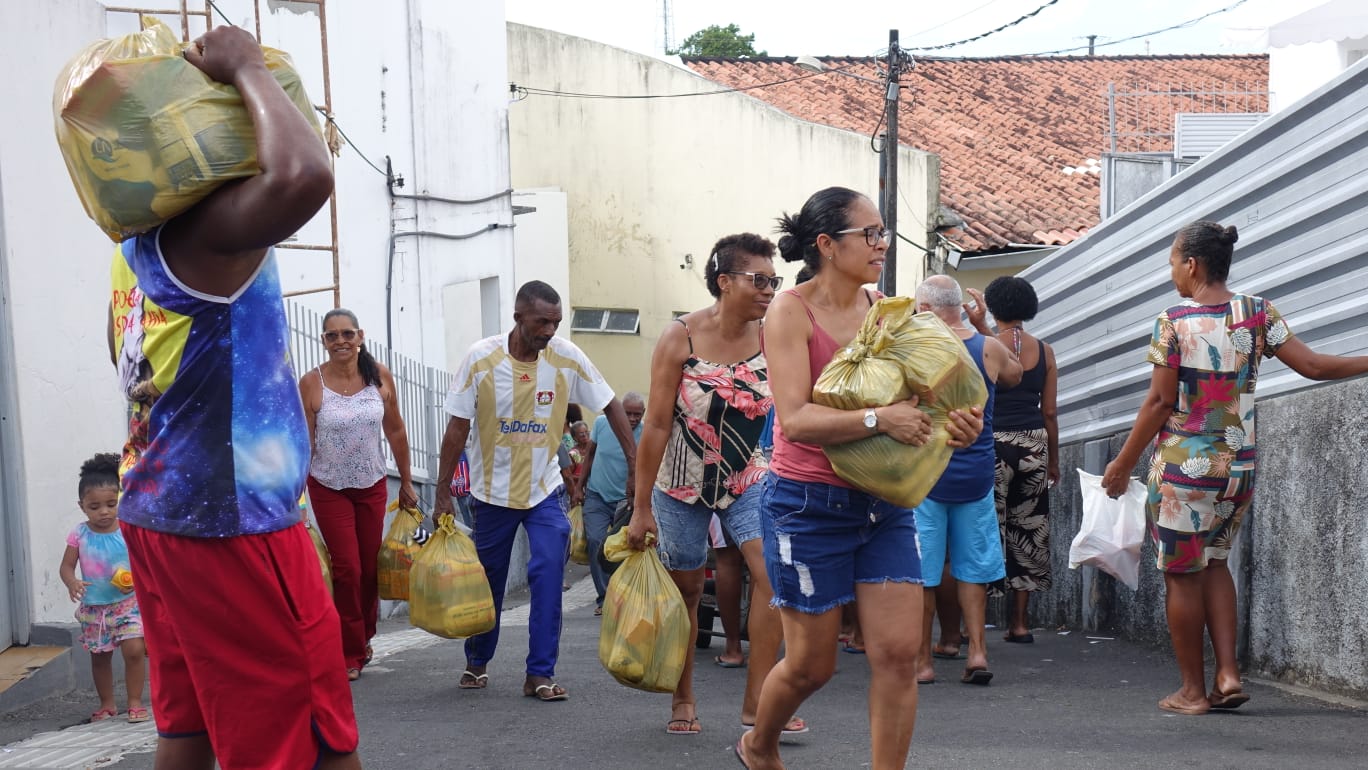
[285,301,452,501]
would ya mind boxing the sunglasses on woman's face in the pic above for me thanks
[725,271,784,291]
[323,329,359,343]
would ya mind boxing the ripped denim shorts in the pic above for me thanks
[760,473,923,615]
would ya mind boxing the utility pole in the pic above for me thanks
[880,30,908,296]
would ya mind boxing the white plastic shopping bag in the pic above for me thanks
[1070,470,1147,590]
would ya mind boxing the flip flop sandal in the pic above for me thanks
[665,717,701,735]
[714,656,747,668]
[1158,697,1209,715]
[526,682,568,701]
[961,668,994,686]
[1208,688,1250,710]
[90,708,117,722]
[126,707,150,723]
[741,715,809,736]
[459,670,489,689]
[1003,632,1035,644]
[932,647,964,659]
[363,643,374,665]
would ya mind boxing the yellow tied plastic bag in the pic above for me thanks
[377,501,426,601]
[568,504,590,565]
[304,518,333,597]
[599,529,690,693]
[408,513,496,639]
[53,17,322,242]
[813,297,988,509]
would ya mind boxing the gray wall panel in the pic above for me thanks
[1021,55,1368,445]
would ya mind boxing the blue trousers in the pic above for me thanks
[581,490,622,606]
[464,492,570,678]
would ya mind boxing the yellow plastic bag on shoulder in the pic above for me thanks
[53,17,321,242]
[378,501,426,601]
[599,529,689,693]
[409,514,496,639]
[568,504,590,565]
[813,297,987,508]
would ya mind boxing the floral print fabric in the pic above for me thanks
[656,328,772,509]
[1144,294,1292,572]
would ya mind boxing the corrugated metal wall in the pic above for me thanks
[1021,56,1368,445]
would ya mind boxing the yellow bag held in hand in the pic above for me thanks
[568,504,589,565]
[599,529,690,693]
[813,297,988,509]
[304,519,333,596]
[409,513,496,640]
[53,17,321,242]
[377,501,426,601]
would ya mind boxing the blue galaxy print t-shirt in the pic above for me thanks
[112,227,309,537]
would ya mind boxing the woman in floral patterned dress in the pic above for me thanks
[1102,221,1368,715]
[627,233,798,737]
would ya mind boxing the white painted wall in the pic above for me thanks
[1270,37,1368,110]
[0,0,515,630]
[506,23,938,398]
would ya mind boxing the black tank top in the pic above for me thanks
[994,338,1046,431]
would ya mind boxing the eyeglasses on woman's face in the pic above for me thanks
[834,226,892,247]
[725,271,784,291]
[323,329,360,343]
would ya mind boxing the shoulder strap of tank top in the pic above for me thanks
[674,317,694,354]
[316,366,326,388]
[784,288,818,325]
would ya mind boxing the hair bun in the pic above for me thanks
[775,234,803,263]
[1221,225,1239,245]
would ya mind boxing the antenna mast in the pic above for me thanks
[661,0,675,54]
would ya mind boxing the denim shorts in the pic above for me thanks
[761,473,923,615]
[653,483,763,571]
[913,491,1006,586]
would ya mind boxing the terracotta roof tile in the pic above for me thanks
[685,55,1268,252]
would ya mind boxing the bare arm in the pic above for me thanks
[1101,364,1179,497]
[432,415,471,519]
[627,323,689,549]
[577,439,599,505]
[60,546,88,603]
[1274,336,1368,381]
[1042,342,1060,486]
[986,335,1024,389]
[965,288,993,335]
[160,26,333,298]
[379,365,418,508]
[765,292,934,446]
[297,371,319,451]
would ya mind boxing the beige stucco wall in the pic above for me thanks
[507,23,938,398]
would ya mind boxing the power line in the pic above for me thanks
[314,107,390,178]
[1020,0,1251,56]
[909,0,1062,52]
[907,0,1011,41]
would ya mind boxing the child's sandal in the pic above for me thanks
[90,708,117,722]
[127,706,150,723]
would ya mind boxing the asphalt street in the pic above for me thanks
[4,564,1367,769]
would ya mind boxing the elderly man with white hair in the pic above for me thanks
[912,275,1021,686]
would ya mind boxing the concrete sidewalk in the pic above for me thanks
[4,570,1366,768]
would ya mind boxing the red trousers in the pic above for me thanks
[307,475,388,671]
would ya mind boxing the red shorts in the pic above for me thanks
[123,521,359,769]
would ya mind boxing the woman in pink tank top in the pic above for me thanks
[737,188,984,770]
